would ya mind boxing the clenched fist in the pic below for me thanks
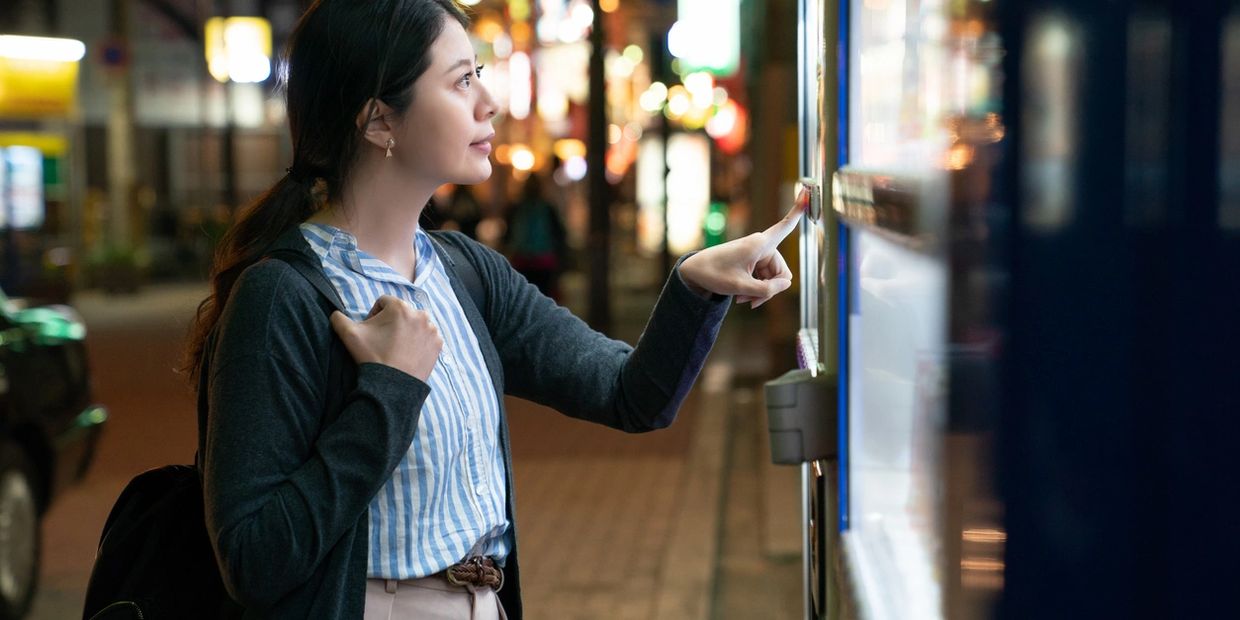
[330,294,443,382]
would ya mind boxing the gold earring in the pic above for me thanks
[386,138,395,158]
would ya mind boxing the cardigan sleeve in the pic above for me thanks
[201,261,428,610]
[471,240,731,432]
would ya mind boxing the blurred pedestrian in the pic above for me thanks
[181,1,801,619]
[446,183,482,239]
[504,174,567,301]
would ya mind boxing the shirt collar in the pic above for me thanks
[299,222,437,287]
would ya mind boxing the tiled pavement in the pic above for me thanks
[505,367,729,620]
[507,268,732,620]
[506,283,802,620]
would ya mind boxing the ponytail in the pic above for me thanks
[180,175,318,382]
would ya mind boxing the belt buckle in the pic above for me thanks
[446,556,503,592]
[445,568,467,588]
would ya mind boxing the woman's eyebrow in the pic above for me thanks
[442,57,477,75]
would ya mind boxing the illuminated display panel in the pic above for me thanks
[841,0,1000,617]
[0,146,46,230]
[846,228,945,618]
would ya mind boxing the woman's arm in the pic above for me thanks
[201,262,429,610]
[476,197,804,432]
[471,239,729,432]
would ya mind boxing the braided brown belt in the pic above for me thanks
[443,556,504,591]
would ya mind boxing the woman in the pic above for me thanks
[183,1,800,618]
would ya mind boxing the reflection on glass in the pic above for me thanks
[850,0,947,172]
[1125,13,1171,228]
[843,0,1006,618]
[847,229,946,619]
[1021,16,1080,233]
[961,528,1006,544]
[1220,12,1240,231]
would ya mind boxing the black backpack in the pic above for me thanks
[81,465,239,620]
[82,238,486,619]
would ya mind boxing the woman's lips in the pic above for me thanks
[470,133,495,154]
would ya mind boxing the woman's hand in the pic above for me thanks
[677,193,806,309]
[330,295,443,381]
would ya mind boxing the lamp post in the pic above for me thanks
[650,24,672,279]
[205,8,272,211]
[105,0,136,252]
[587,0,610,332]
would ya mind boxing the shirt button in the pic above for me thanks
[475,484,487,496]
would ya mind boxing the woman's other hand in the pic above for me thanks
[677,191,807,309]
[330,295,444,381]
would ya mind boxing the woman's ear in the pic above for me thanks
[356,98,396,150]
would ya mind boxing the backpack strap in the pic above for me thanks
[434,236,487,318]
[263,249,350,428]
[265,248,347,311]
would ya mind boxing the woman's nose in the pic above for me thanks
[478,82,499,120]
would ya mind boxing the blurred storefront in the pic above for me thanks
[0,32,85,300]
[0,0,769,298]
[462,0,754,270]
[0,0,296,296]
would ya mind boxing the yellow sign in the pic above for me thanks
[0,132,68,156]
[205,17,273,83]
[0,57,79,118]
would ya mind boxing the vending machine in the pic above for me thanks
[768,0,1005,615]
[772,0,1240,618]
[800,0,1007,617]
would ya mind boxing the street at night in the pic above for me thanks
[5,0,1238,617]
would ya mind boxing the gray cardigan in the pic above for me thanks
[196,226,730,618]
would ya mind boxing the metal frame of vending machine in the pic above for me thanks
[762,2,835,619]
[763,2,856,620]
[795,0,840,618]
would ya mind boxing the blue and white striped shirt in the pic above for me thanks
[300,222,511,579]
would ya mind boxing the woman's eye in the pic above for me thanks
[458,65,483,89]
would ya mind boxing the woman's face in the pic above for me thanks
[394,18,497,186]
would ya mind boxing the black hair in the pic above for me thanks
[184,0,470,381]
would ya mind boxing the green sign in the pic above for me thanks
[669,0,740,77]
[704,201,727,247]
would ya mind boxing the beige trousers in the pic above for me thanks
[364,576,507,620]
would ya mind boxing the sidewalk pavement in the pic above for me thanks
[507,264,727,619]
[515,263,802,620]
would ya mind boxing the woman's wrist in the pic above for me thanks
[677,255,712,299]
